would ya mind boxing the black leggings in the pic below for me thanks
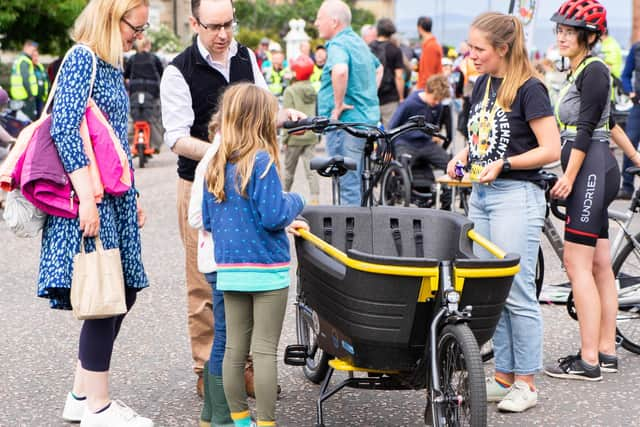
[78,288,138,372]
[561,139,619,247]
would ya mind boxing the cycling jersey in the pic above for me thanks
[557,57,620,246]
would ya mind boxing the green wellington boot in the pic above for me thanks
[210,375,234,427]
[200,362,212,427]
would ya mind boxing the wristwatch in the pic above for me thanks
[502,157,512,173]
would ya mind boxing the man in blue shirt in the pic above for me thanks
[315,0,382,205]
[618,42,640,199]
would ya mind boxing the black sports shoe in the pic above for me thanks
[598,352,618,373]
[544,354,602,381]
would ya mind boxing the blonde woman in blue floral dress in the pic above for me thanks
[38,0,153,425]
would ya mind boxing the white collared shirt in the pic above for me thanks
[160,36,267,148]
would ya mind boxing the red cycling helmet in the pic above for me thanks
[551,0,607,35]
[290,55,315,81]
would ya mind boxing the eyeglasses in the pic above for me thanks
[196,17,236,33]
[122,17,150,35]
[554,26,578,39]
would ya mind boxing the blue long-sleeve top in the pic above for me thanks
[388,90,443,147]
[202,150,305,292]
[621,43,638,94]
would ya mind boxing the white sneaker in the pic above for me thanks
[485,377,510,402]
[496,380,538,413]
[80,400,153,427]
[62,392,86,422]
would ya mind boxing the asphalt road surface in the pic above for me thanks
[1,147,639,427]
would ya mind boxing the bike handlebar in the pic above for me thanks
[549,198,567,221]
[283,115,445,142]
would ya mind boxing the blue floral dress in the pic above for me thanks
[39,46,148,309]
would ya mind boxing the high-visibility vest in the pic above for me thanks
[310,65,322,92]
[34,63,49,101]
[265,67,288,96]
[10,54,38,100]
[555,56,610,134]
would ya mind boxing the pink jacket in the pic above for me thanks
[2,101,131,218]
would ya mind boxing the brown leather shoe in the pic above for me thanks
[245,356,282,398]
[197,374,204,399]
[245,357,255,398]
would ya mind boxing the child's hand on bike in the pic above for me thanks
[278,108,306,135]
[550,175,574,200]
[287,220,310,236]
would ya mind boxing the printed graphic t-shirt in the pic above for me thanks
[467,74,553,182]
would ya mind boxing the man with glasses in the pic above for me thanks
[159,0,267,400]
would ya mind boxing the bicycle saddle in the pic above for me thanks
[310,155,357,177]
[625,166,640,176]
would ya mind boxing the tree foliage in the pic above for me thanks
[147,24,185,53]
[0,0,87,54]
[234,0,375,48]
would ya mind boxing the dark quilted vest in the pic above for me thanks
[170,37,255,181]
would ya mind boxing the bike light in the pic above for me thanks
[445,290,460,304]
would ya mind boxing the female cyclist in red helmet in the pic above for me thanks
[545,0,629,381]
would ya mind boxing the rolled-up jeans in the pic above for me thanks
[325,129,365,206]
[469,179,545,375]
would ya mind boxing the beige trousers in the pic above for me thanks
[177,177,213,375]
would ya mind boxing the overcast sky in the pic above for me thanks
[394,0,632,52]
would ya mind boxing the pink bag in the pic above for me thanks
[84,100,132,196]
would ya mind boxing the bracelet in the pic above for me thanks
[632,151,640,160]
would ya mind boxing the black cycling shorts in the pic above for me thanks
[561,139,620,247]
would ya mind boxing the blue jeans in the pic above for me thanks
[205,272,226,376]
[325,129,365,206]
[622,105,640,194]
[469,179,545,375]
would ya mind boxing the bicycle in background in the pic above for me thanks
[284,115,446,207]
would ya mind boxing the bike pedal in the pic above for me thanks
[284,344,308,366]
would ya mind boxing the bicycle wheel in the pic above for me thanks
[611,234,640,354]
[381,163,411,207]
[295,301,331,383]
[137,142,146,169]
[458,187,471,216]
[535,246,544,300]
[427,324,486,427]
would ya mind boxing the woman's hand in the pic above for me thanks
[287,219,310,236]
[477,159,503,184]
[550,175,574,200]
[137,202,146,228]
[78,199,100,237]
[447,157,465,179]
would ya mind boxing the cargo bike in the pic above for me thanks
[282,117,521,426]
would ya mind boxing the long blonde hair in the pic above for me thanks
[71,0,149,68]
[471,12,540,112]
[206,84,280,202]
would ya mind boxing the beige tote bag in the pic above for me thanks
[70,236,127,320]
